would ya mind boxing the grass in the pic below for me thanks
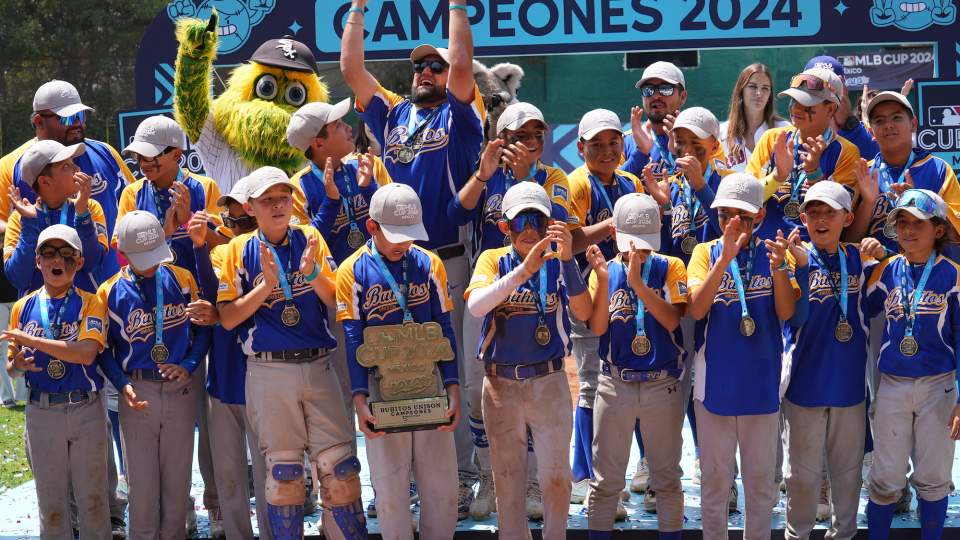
[0,404,31,491]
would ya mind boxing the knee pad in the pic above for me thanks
[314,444,362,506]
[268,503,304,540]
[266,451,306,506]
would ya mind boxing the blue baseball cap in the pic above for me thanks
[805,55,845,80]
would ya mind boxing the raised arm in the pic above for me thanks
[173,12,219,142]
[446,0,475,103]
[340,0,380,109]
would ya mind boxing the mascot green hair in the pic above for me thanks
[173,11,329,191]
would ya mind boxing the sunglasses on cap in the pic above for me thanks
[507,211,548,233]
[38,110,87,126]
[38,245,80,261]
[895,190,945,219]
[789,74,828,92]
[640,84,676,98]
[413,60,447,74]
[221,212,257,229]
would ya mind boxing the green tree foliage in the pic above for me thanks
[0,0,168,153]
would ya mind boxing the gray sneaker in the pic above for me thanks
[630,457,650,493]
[728,484,739,513]
[526,480,544,520]
[457,482,475,520]
[470,472,496,519]
[643,489,657,513]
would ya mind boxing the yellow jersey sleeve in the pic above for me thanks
[939,166,960,236]
[355,83,406,113]
[428,250,455,312]
[335,250,361,322]
[830,138,861,188]
[464,249,503,299]
[290,166,311,227]
[216,235,247,304]
[88,199,109,250]
[665,256,689,305]
[568,171,591,231]
[371,155,393,187]
[747,128,784,201]
[686,242,712,290]
[78,291,108,350]
[3,211,22,262]
[108,146,137,186]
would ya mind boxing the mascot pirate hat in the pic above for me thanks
[251,36,318,75]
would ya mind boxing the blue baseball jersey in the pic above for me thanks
[217,224,338,355]
[336,243,459,395]
[747,126,861,240]
[205,245,245,404]
[782,243,876,408]
[664,166,726,264]
[568,165,645,267]
[687,238,800,416]
[590,254,688,372]
[98,264,209,374]
[839,121,880,161]
[465,247,573,365]
[865,253,960,378]
[8,288,107,393]
[358,83,486,249]
[864,151,960,254]
[290,154,392,264]
[13,138,134,278]
[621,130,671,178]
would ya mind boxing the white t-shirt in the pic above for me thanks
[718,119,791,172]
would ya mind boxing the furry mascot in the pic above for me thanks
[173,11,329,192]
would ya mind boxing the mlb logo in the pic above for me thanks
[927,105,960,126]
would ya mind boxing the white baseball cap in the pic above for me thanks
[779,68,842,107]
[37,224,83,255]
[19,140,86,188]
[369,183,429,243]
[116,211,173,271]
[613,193,661,252]
[410,44,450,64]
[32,80,95,116]
[887,189,947,226]
[800,181,851,212]
[244,167,297,199]
[501,182,551,220]
[635,61,685,89]
[123,116,186,158]
[865,91,914,120]
[578,109,623,140]
[286,98,352,152]
[496,102,547,134]
[711,173,764,214]
[671,107,720,140]
[217,177,253,207]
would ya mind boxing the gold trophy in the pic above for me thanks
[356,321,455,432]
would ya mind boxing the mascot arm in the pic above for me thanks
[174,12,219,143]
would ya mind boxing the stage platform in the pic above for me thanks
[1,420,958,539]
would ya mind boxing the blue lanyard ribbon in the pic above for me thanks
[680,163,712,236]
[653,133,675,170]
[311,163,362,234]
[512,250,547,324]
[588,174,619,219]
[403,106,441,145]
[809,245,848,321]
[626,256,654,337]
[370,243,413,322]
[875,151,916,199]
[505,161,538,187]
[38,287,74,340]
[787,128,833,203]
[149,169,184,222]
[258,230,294,303]
[727,240,758,320]
[899,251,937,338]
[40,203,68,227]
[132,268,166,347]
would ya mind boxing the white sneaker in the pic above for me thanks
[815,480,832,522]
[526,480,544,520]
[470,472,496,519]
[630,457,649,493]
[571,478,590,504]
[693,458,702,486]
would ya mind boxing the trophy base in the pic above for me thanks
[369,395,452,433]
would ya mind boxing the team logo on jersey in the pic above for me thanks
[590,207,612,225]
[332,194,371,233]
[124,304,189,344]
[22,320,80,341]
[483,193,504,226]
[715,272,775,306]
[809,269,860,303]
[884,287,948,319]
[495,289,559,320]
[86,317,104,334]
[670,203,707,239]
[362,282,430,321]
[608,285,666,323]
[253,272,314,308]
[89,172,108,196]
[383,122,450,165]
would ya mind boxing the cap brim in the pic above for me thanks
[51,103,94,116]
[123,140,166,158]
[38,236,82,254]
[635,75,680,89]
[217,194,246,207]
[887,207,932,226]
[499,115,548,134]
[799,196,845,212]
[779,89,824,107]
[616,231,660,252]
[249,180,297,199]
[867,95,914,119]
[380,222,429,243]
[503,203,551,220]
[329,97,352,123]
[711,198,761,214]
[126,243,174,272]
[580,127,623,140]
[671,123,712,139]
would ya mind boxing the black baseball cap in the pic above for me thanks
[250,37,318,75]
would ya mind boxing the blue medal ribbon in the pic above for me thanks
[39,287,74,340]
[311,162,363,237]
[652,133,675,170]
[512,250,548,325]
[402,106,442,145]
[258,230,295,304]
[39,203,69,227]
[875,151,917,202]
[588,174,619,220]
[809,245,848,322]
[369,243,413,322]
[786,128,833,205]
[899,251,937,338]
[153,269,165,348]
[626,256,654,338]
[727,239,758,321]
[680,163,712,237]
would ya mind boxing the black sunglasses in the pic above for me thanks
[38,245,80,260]
[640,84,677,98]
[136,146,177,164]
[413,60,447,74]
[221,212,257,229]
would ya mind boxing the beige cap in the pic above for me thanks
[369,183,429,243]
[501,182,551,220]
[496,102,547,134]
[711,173,764,214]
[410,44,450,64]
[779,68,842,106]
[671,107,720,140]
[578,109,623,140]
[635,61,685,89]
[613,193,661,251]
[286,98,352,152]
[865,91,914,119]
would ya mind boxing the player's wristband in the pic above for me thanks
[805,168,824,181]
[75,210,91,220]
[771,260,788,273]
[562,259,587,296]
[449,4,469,11]
[303,265,320,282]
[348,7,363,15]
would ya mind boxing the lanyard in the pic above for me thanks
[258,230,294,303]
[512,250,547,324]
[403,106,442,145]
[311,162,362,234]
[899,251,937,338]
[788,131,804,202]
[809,245,848,321]
[504,161,538,187]
[132,267,166,348]
[588,174,619,218]
[652,132,675,170]
[680,163,712,235]
[149,169,185,221]
[727,239,758,320]
[875,151,916,197]
[38,287,74,340]
[370,243,413,322]
[626,256,654,337]
[39,203,68,227]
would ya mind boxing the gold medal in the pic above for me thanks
[46,359,66,380]
[347,228,365,249]
[535,324,551,346]
[883,221,898,239]
[631,335,652,356]
[281,304,301,327]
[739,316,756,337]
[397,146,416,164]
[835,320,854,342]
[783,200,801,220]
[681,235,698,255]
[150,344,170,364]
[899,335,919,356]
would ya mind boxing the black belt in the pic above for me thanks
[435,244,466,260]
[601,363,679,383]
[486,357,564,380]
[131,369,168,382]
[29,389,92,406]
[254,348,329,363]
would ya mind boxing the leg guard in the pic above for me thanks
[267,504,304,540]
[867,501,896,540]
[266,452,307,506]
[314,444,367,540]
[918,497,947,540]
[330,499,367,539]
[572,406,594,482]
